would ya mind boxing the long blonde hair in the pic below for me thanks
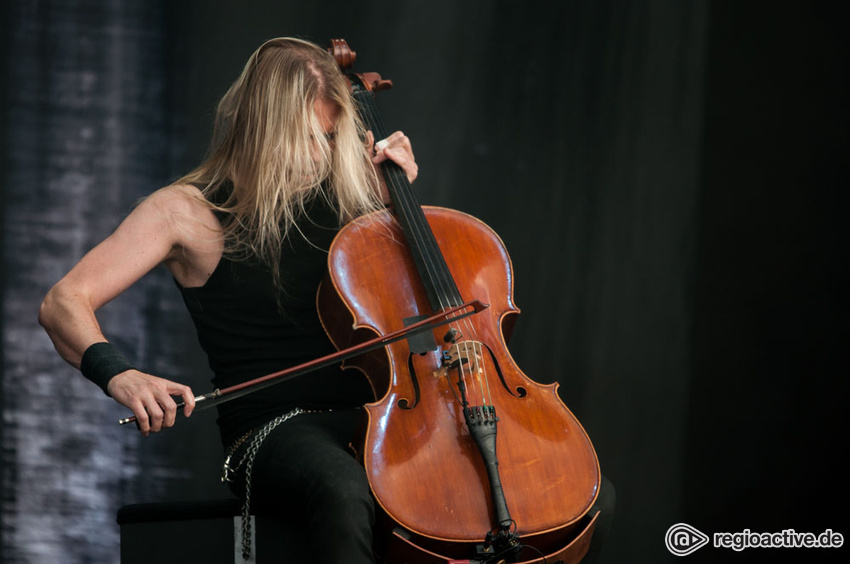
[178,37,381,280]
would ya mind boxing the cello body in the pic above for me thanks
[318,206,600,561]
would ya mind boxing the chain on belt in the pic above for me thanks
[220,407,313,561]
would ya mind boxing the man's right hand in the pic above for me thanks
[107,370,195,436]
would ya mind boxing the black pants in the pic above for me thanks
[583,474,616,564]
[228,409,375,564]
[229,409,615,564]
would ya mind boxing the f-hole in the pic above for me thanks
[396,353,422,409]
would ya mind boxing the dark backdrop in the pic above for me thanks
[1,1,845,563]
[684,0,847,554]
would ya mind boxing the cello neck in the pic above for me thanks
[351,79,464,313]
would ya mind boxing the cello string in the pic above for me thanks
[358,97,487,405]
[364,99,493,407]
[357,94,453,311]
[355,92,465,354]
[359,92,459,314]
[357,88,492,406]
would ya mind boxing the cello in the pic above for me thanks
[319,39,601,563]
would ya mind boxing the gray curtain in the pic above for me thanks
[1,2,225,562]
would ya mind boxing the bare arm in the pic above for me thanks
[38,185,214,435]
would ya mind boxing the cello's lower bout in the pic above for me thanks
[318,206,600,557]
[377,510,601,564]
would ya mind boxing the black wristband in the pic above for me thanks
[80,342,136,396]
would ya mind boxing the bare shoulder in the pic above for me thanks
[146,183,213,218]
[145,184,224,286]
[141,184,220,237]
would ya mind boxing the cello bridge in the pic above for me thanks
[442,340,484,375]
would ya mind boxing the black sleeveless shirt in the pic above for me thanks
[177,190,374,446]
